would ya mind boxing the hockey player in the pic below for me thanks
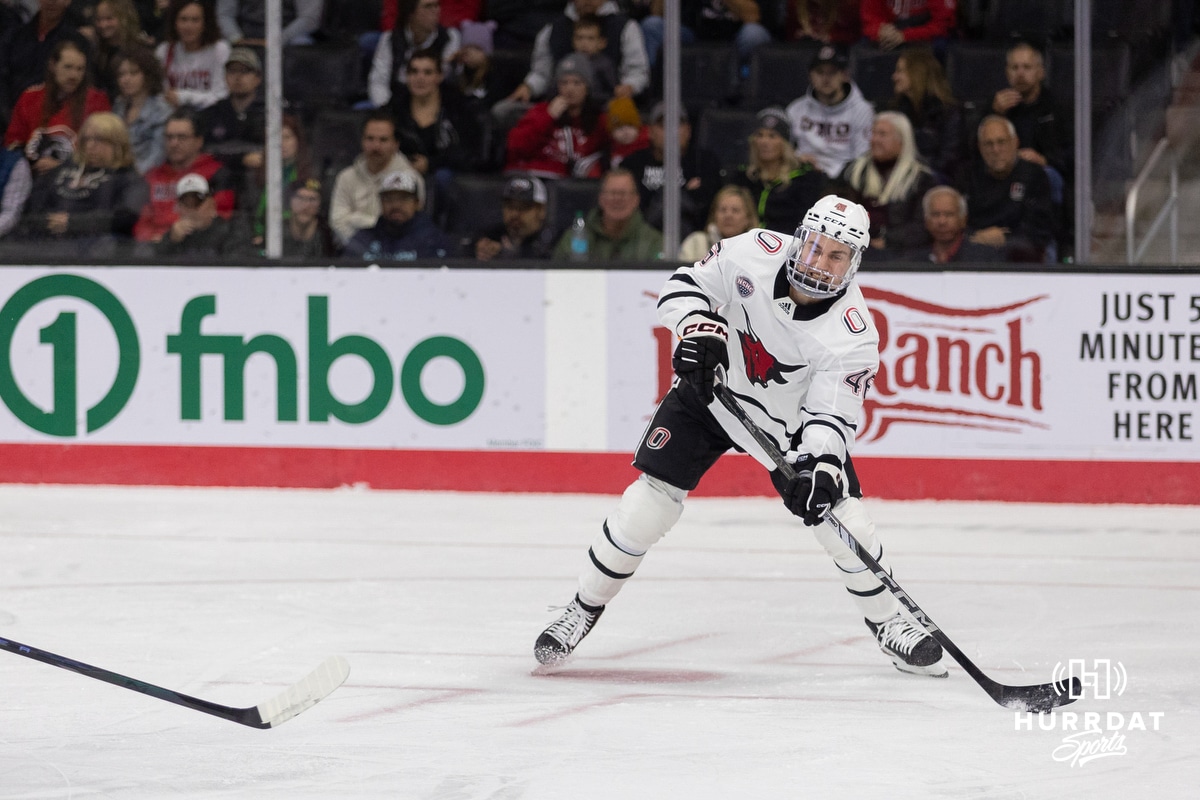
[535,194,947,678]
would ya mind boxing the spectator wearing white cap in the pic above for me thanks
[156,170,252,256]
[343,169,451,261]
[471,174,557,261]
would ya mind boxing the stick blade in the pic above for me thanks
[245,655,350,729]
[997,676,1082,713]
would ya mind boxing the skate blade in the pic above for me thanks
[891,657,949,678]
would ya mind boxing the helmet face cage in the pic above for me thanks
[785,226,864,299]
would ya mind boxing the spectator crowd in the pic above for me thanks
[0,0,1126,264]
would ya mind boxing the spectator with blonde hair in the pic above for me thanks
[887,46,961,180]
[731,107,824,234]
[90,0,154,98]
[15,111,148,250]
[678,184,759,262]
[834,110,937,253]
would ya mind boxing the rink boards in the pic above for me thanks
[0,266,1196,503]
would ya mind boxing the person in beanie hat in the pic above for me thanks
[731,106,825,234]
[785,45,874,179]
[504,54,610,179]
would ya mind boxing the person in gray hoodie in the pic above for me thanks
[785,45,874,180]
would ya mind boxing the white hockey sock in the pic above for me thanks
[811,497,900,623]
[578,521,645,607]
[577,475,685,607]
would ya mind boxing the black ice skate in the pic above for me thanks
[534,595,605,666]
[866,614,948,678]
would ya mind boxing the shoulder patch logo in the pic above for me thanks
[735,275,754,298]
[755,231,784,254]
[843,306,868,335]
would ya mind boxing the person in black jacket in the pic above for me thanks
[391,49,485,222]
[156,171,252,257]
[471,173,557,261]
[198,46,265,187]
[16,110,148,255]
[908,185,1003,264]
[958,115,1054,263]
[991,41,1072,184]
[730,107,825,235]
[619,102,723,238]
[887,46,962,182]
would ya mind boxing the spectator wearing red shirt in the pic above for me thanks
[133,106,235,242]
[504,54,610,179]
[4,39,112,177]
[860,0,956,51]
[381,0,482,30]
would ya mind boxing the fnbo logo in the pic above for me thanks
[0,274,139,437]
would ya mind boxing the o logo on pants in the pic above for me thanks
[645,427,671,449]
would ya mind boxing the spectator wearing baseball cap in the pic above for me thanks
[504,53,610,179]
[343,170,451,261]
[619,101,723,239]
[471,174,558,261]
[785,44,874,179]
[156,171,252,257]
[199,46,266,185]
[730,106,826,235]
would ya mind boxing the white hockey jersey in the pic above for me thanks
[657,228,879,471]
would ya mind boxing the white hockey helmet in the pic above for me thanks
[785,194,871,299]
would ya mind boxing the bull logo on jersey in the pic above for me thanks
[737,317,802,387]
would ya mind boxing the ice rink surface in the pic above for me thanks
[0,482,1196,799]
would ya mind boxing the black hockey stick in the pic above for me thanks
[0,635,349,728]
[712,382,1081,713]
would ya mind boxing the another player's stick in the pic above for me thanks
[0,635,349,728]
[712,382,1081,713]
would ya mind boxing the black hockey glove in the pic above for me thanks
[672,311,729,404]
[771,458,844,527]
